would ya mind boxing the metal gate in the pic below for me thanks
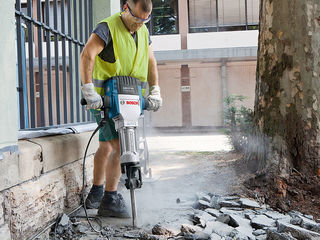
[15,0,93,129]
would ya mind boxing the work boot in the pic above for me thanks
[98,192,130,218]
[85,185,104,209]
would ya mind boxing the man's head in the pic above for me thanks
[121,0,152,33]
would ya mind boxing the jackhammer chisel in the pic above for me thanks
[81,76,152,227]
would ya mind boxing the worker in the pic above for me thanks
[79,0,162,218]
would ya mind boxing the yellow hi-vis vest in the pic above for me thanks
[92,13,149,97]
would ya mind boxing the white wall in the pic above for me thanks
[188,30,258,49]
[0,0,18,149]
[151,34,181,51]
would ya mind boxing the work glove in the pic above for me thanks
[81,83,103,110]
[146,85,162,112]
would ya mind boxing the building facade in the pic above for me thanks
[148,0,259,128]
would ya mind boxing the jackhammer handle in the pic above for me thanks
[143,98,150,110]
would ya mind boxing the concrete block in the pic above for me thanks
[31,131,98,173]
[0,224,11,240]
[0,152,19,191]
[18,140,42,182]
[5,156,93,239]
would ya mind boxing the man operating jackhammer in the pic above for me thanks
[79,0,162,218]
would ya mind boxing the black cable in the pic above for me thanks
[53,122,104,240]
[80,121,104,233]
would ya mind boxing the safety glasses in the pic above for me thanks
[127,5,152,23]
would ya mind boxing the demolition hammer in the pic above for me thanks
[81,76,152,228]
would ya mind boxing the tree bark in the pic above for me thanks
[252,0,320,177]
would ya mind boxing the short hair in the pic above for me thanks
[127,0,152,13]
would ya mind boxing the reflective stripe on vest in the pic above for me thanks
[92,13,149,96]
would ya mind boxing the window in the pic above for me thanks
[188,0,259,33]
[147,0,179,35]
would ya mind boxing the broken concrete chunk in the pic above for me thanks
[151,224,174,237]
[205,208,221,218]
[75,225,88,234]
[264,210,290,221]
[198,200,212,210]
[139,231,167,240]
[210,196,221,209]
[256,234,267,240]
[266,229,297,240]
[253,229,266,236]
[299,216,320,233]
[217,214,231,225]
[220,207,243,216]
[303,215,314,220]
[181,224,204,234]
[209,232,222,240]
[194,210,217,227]
[219,200,241,208]
[251,215,276,229]
[201,195,212,203]
[239,198,260,209]
[203,221,235,237]
[222,195,240,201]
[59,214,70,227]
[277,220,320,240]
[290,216,302,226]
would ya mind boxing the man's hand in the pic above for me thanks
[81,83,103,110]
[147,85,162,112]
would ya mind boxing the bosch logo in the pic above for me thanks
[120,100,125,105]
[126,101,139,105]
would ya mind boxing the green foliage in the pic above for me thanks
[223,95,253,152]
[149,0,178,35]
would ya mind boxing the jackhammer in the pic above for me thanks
[81,76,152,228]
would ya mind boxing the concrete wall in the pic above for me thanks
[150,65,182,127]
[0,0,18,152]
[226,61,257,109]
[92,0,120,27]
[189,63,223,126]
[187,31,259,49]
[150,61,256,127]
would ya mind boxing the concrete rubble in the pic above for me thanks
[151,193,320,240]
[50,193,320,240]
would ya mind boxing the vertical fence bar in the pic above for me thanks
[16,0,25,129]
[45,0,53,125]
[79,0,86,122]
[27,0,36,128]
[84,0,91,121]
[67,0,74,123]
[53,0,61,124]
[89,0,93,34]
[74,0,80,122]
[88,0,93,121]
[37,0,45,126]
[61,0,68,123]
[245,0,248,30]
[216,0,219,32]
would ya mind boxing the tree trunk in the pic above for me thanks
[252,0,320,177]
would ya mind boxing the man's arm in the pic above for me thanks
[80,33,105,84]
[146,44,162,111]
[147,44,159,87]
[80,33,105,109]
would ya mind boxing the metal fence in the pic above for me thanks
[15,0,93,129]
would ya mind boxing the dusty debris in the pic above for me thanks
[151,224,175,237]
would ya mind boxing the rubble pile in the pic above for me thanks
[160,193,320,240]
